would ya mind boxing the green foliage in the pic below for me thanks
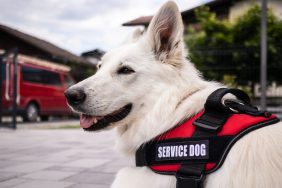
[185,5,282,88]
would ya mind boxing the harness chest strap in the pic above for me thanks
[135,88,280,188]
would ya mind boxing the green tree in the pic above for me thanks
[185,6,233,81]
[232,5,282,85]
[185,5,282,91]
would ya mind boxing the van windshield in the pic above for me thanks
[1,63,6,80]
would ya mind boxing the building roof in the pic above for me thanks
[122,16,152,27]
[0,24,91,65]
[122,0,236,26]
[81,49,105,59]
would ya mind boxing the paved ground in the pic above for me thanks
[17,120,80,129]
[0,128,132,188]
[1,117,80,129]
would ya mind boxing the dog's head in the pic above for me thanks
[65,1,192,132]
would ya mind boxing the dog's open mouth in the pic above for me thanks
[80,104,132,131]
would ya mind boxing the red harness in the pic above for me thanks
[135,88,280,188]
[150,111,277,173]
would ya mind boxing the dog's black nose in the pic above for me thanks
[64,88,86,105]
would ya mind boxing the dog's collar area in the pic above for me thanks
[176,89,201,109]
[135,88,280,188]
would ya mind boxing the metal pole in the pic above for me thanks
[260,0,267,111]
[12,48,18,129]
[0,53,3,125]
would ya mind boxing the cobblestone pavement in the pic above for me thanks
[0,128,132,188]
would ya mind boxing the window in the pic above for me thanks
[1,63,6,80]
[64,75,75,88]
[42,71,61,86]
[22,66,42,83]
[22,66,62,86]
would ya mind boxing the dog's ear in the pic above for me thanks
[147,1,184,66]
[125,28,143,44]
[131,28,143,42]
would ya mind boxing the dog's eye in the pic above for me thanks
[117,66,135,75]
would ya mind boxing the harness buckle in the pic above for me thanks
[224,99,272,118]
[176,172,205,188]
[193,119,222,133]
[176,164,206,188]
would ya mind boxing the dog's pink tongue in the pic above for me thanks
[80,114,96,128]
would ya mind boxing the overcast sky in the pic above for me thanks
[0,0,212,55]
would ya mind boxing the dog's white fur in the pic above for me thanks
[70,1,282,187]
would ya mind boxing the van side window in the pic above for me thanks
[64,75,75,87]
[22,66,61,86]
[43,71,61,86]
[22,66,42,83]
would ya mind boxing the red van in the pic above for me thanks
[1,54,75,122]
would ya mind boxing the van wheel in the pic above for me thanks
[41,115,49,121]
[23,103,39,122]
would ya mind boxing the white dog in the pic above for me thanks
[65,1,282,187]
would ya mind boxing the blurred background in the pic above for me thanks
[0,1,281,188]
[0,0,282,126]
[1,0,281,126]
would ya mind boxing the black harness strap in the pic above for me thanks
[193,88,250,135]
[176,163,205,188]
[136,136,233,167]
